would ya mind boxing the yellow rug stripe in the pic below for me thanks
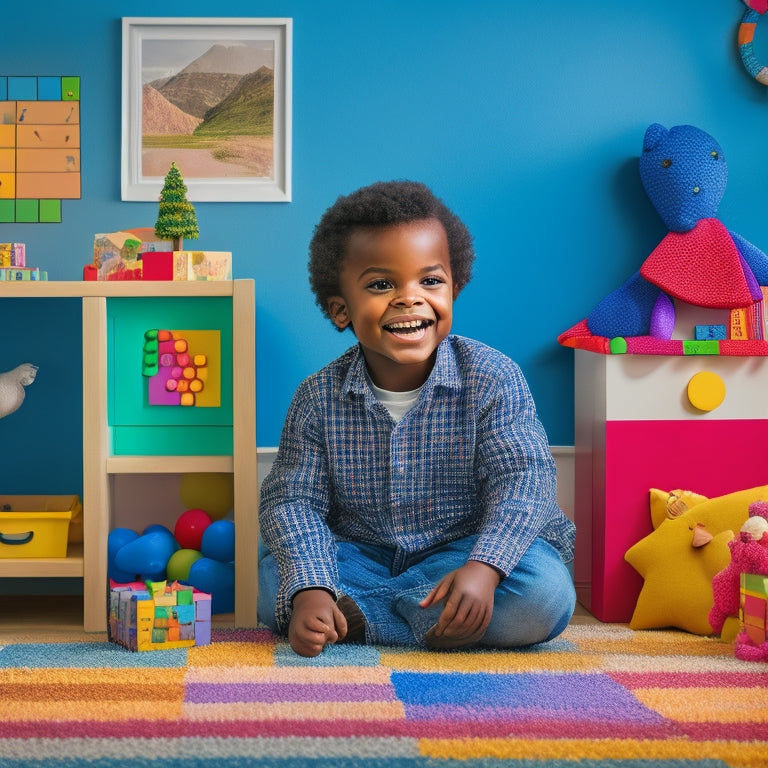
[635,686,768,722]
[0,700,185,722]
[182,700,406,721]
[186,642,275,666]
[600,654,758,673]
[0,668,186,685]
[418,737,768,767]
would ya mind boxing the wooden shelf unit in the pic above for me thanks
[0,281,257,632]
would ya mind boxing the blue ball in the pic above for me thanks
[201,519,235,563]
[114,529,179,577]
[187,557,234,614]
[107,528,140,583]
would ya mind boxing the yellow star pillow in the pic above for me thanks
[624,485,768,635]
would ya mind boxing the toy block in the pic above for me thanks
[730,309,747,340]
[170,251,233,281]
[139,250,175,281]
[695,324,726,340]
[739,572,768,646]
[0,243,25,267]
[108,579,212,651]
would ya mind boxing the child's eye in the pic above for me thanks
[422,276,444,286]
[366,279,392,291]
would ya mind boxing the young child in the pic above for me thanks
[258,181,576,657]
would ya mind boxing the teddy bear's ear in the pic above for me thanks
[642,123,667,153]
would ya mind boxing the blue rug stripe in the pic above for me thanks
[0,643,187,668]
[390,671,664,722]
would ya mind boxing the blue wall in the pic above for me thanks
[3,0,768,452]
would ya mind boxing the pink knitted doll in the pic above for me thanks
[708,501,768,661]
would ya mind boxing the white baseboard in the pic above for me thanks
[258,445,576,522]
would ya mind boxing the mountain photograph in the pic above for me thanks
[140,41,275,181]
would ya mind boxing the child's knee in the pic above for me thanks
[485,570,575,647]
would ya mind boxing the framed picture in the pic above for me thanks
[121,17,292,202]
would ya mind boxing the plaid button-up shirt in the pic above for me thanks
[259,335,575,630]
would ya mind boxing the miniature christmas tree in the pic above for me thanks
[154,162,199,250]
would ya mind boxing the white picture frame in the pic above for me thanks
[121,17,292,202]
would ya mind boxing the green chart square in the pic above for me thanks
[39,199,62,223]
[61,77,80,100]
[15,200,39,223]
[0,200,14,223]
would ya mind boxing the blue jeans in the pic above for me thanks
[258,536,576,648]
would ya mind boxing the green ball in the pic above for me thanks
[166,548,204,582]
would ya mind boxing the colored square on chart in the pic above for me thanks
[0,172,14,198]
[0,78,6,100]
[14,199,38,222]
[8,77,36,100]
[37,77,61,101]
[61,77,79,100]
[39,199,61,223]
[0,200,14,222]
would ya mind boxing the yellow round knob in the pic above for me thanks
[687,371,726,412]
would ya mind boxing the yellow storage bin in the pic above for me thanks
[0,495,82,558]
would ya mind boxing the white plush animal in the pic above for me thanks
[0,363,38,419]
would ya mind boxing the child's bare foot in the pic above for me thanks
[336,595,366,643]
[424,623,486,650]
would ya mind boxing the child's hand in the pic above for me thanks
[419,560,501,648]
[289,589,347,657]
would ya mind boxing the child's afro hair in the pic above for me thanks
[309,180,474,324]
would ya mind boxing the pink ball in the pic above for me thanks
[174,508,212,550]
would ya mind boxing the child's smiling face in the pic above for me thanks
[327,217,457,392]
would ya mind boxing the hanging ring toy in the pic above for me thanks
[738,1,768,84]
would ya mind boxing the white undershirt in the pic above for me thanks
[367,376,423,423]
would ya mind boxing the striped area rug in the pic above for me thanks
[0,623,766,767]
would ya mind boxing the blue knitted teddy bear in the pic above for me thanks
[585,123,768,339]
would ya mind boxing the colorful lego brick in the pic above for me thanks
[695,324,727,341]
[108,579,212,651]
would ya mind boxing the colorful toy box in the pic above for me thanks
[740,572,768,646]
[0,243,26,267]
[109,579,212,651]
[92,231,174,281]
[0,495,82,558]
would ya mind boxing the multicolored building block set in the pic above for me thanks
[740,572,768,647]
[109,580,212,652]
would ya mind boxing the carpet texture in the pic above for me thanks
[0,623,766,767]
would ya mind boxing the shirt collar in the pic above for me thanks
[341,336,462,397]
